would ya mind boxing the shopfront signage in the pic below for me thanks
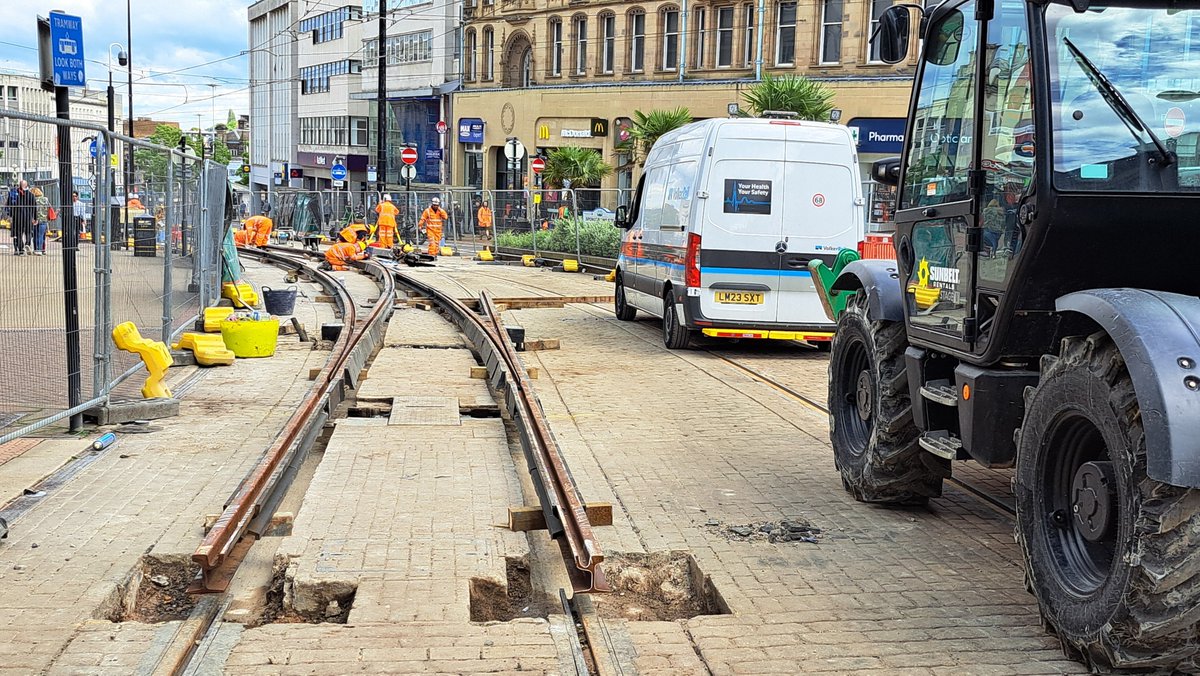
[561,129,592,138]
[458,118,485,143]
[847,117,906,154]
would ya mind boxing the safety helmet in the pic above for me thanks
[383,194,392,201]
[431,196,441,205]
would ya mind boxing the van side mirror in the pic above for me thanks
[873,6,912,65]
[871,157,902,186]
[615,205,630,229]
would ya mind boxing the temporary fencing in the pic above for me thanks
[0,110,228,443]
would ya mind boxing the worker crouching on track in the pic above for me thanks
[243,212,273,247]
[324,223,370,271]
[374,194,399,249]
[418,196,448,256]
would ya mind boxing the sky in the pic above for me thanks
[0,1,252,129]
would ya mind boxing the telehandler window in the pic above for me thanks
[1049,4,1200,192]
[900,2,977,210]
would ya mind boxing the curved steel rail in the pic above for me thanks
[189,247,395,593]
[390,268,609,593]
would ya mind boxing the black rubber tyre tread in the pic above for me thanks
[614,275,637,321]
[1016,333,1200,672]
[662,290,693,350]
[829,293,948,504]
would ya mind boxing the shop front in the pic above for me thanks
[847,117,906,231]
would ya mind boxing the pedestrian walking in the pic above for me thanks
[9,180,35,256]
[31,187,50,255]
[73,192,87,241]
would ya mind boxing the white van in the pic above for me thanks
[613,117,865,349]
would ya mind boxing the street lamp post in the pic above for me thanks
[125,0,134,200]
[107,44,127,248]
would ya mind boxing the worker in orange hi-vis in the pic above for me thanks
[233,228,251,247]
[476,202,493,241]
[325,223,369,270]
[374,194,399,248]
[244,212,274,247]
[418,196,449,256]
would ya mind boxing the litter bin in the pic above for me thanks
[133,215,157,257]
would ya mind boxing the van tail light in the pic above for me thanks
[685,233,702,288]
[856,240,865,257]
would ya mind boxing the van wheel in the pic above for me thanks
[614,275,636,321]
[662,290,694,350]
[1015,333,1200,671]
[830,293,947,504]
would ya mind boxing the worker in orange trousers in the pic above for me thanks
[374,194,399,249]
[418,196,448,256]
[244,213,273,247]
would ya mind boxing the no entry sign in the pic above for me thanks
[530,157,545,174]
[400,147,418,165]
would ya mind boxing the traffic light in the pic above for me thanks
[241,163,250,174]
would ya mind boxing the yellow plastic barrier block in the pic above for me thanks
[522,254,536,267]
[221,281,259,309]
[112,321,174,399]
[604,269,616,282]
[440,246,455,256]
[562,259,579,273]
[477,248,494,262]
[203,307,236,332]
[172,332,235,367]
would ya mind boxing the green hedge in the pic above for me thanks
[495,217,621,258]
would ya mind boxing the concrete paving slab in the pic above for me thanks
[384,307,467,348]
[356,346,491,408]
[388,396,461,426]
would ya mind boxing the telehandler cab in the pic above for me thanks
[820,0,1200,669]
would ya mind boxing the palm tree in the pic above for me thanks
[741,74,836,121]
[543,146,613,189]
[630,107,692,164]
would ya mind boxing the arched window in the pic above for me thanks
[599,12,616,74]
[627,8,646,73]
[573,13,589,75]
[502,32,533,88]
[483,27,495,80]
[548,18,563,76]
[465,29,477,80]
[660,6,680,71]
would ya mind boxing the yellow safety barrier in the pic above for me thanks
[203,307,236,332]
[562,259,579,273]
[522,254,536,267]
[604,269,616,283]
[221,282,259,309]
[172,332,235,367]
[477,248,494,262]
[112,322,174,399]
[440,246,455,256]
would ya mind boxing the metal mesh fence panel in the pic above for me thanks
[0,110,228,441]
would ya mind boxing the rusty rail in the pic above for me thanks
[189,247,395,593]
[391,269,608,593]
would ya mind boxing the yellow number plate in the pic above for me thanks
[714,291,765,305]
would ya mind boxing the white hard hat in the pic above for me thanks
[383,194,392,201]
[431,196,441,205]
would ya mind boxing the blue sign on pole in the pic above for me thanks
[458,118,485,144]
[49,12,86,88]
[330,163,348,181]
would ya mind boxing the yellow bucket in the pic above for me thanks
[219,318,280,358]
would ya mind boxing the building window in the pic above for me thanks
[775,2,796,65]
[574,16,588,75]
[601,14,616,73]
[820,0,843,64]
[743,4,755,67]
[694,7,707,68]
[662,9,680,71]
[300,59,361,94]
[484,28,495,80]
[629,10,646,72]
[550,19,563,76]
[351,117,368,146]
[466,30,477,80]
[717,7,734,67]
[299,116,352,146]
[867,0,891,62]
[299,6,362,44]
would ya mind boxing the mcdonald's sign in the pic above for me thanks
[590,118,608,137]
[538,124,551,140]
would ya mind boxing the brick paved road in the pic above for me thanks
[411,260,1084,675]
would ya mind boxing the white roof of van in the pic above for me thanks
[656,117,851,147]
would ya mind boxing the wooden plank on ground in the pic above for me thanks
[525,339,560,351]
[508,503,613,532]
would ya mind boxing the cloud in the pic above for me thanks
[0,2,253,127]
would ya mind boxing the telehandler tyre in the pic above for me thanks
[829,294,948,504]
[1016,333,1200,671]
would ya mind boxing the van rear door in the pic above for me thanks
[777,125,863,325]
[698,124,788,326]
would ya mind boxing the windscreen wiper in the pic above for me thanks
[1063,36,1176,167]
